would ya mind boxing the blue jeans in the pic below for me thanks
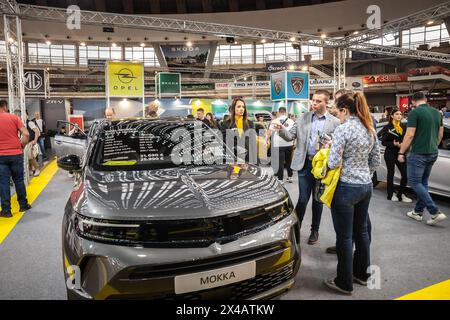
[0,154,28,213]
[37,137,46,160]
[331,181,372,292]
[296,158,323,232]
[407,153,439,215]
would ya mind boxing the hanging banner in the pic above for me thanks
[270,71,286,101]
[265,61,303,73]
[310,78,336,88]
[271,71,309,101]
[363,73,408,84]
[106,61,144,98]
[24,69,46,95]
[346,77,364,92]
[157,72,181,98]
[160,44,210,68]
[286,71,309,100]
[215,81,270,90]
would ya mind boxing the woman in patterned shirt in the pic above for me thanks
[324,92,381,295]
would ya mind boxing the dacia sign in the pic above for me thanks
[24,70,46,94]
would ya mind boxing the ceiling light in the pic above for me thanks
[289,65,295,70]
[301,65,308,71]
[321,34,327,39]
[353,31,359,35]
[140,43,146,47]
[80,42,86,46]
[261,39,266,43]
[111,43,117,47]
[290,36,296,42]
[8,37,15,43]
[186,41,193,47]
[45,40,51,45]
[427,20,434,25]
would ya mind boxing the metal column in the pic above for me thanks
[333,47,346,94]
[3,11,30,184]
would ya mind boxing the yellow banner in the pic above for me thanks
[107,61,144,97]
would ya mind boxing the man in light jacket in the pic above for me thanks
[274,90,340,244]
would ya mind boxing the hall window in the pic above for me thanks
[301,45,323,61]
[124,46,159,67]
[401,23,450,50]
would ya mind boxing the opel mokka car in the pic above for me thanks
[58,118,301,300]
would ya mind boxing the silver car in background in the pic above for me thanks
[375,119,450,197]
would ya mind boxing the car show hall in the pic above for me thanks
[1,0,450,303]
[0,164,449,300]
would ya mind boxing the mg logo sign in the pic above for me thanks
[24,70,46,94]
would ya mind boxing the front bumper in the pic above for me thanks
[63,213,301,300]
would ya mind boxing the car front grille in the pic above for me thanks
[108,261,295,300]
[125,242,287,280]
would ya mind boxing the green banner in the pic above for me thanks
[157,72,181,97]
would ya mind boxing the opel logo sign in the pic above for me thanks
[24,71,43,91]
[115,68,136,84]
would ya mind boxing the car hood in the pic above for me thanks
[71,164,287,220]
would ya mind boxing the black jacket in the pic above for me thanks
[219,119,256,162]
[219,118,254,137]
[381,122,406,156]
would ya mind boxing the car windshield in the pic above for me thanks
[93,120,234,171]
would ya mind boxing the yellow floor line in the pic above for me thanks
[396,279,450,300]
[0,159,59,244]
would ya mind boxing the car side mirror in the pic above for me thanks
[57,154,82,172]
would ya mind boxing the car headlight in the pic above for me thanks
[264,197,293,223]
[74,214,141,244]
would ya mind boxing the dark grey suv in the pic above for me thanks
[59,118,301,300]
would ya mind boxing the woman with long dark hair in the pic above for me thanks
[205,112,218,129]
[220,98,256,162]
[324,92,381,295]
[380,108,412,203]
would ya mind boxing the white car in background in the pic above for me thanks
[375,119,450,198]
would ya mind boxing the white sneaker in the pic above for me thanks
[427,212,447,226]
[391,195,399,202]
[33,169,40,177]
[286,177,293,183]
[406,210,423,222]
[401,195,413,203]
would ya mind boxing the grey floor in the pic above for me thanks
[0,168,449,300]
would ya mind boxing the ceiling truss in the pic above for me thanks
[340,1,450,46]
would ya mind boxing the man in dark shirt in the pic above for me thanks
[196,108,211,127]
[398,91,446,226]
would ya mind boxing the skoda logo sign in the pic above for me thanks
[24,71,43,91]
[115,68,136,84]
